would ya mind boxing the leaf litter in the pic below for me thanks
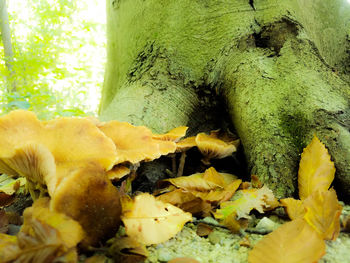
[0,111,348,262]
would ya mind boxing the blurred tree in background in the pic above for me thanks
[0,0,105,119]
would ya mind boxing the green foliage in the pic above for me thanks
[0,0,105,119]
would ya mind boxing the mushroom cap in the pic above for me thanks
[195,132,239,160]
[0,111,43,158]
[50,163,121,247]
[153,126,188,142]
[107,165,131,181]
[0,144,57,196]
[43,116,117,171]
[0,110,118,195]
[98,121,176,164]
[176,136,197,152]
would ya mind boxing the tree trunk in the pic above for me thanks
[100,0,350,198]
[0,0,16,91]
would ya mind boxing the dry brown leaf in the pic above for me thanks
[298,135,335,200]
[248,218,326,263]
[121,193,192,245]
[251,175,263,188]
[0,210,9,234]
[156,189,212,216]
[341,215,350,233]
[109,236,148,263]
[196,223,213,237]
[280,198,306,220]
[156,189,198,206]
[239,236,251,248]
[303,189,342,240]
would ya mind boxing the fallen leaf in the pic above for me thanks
[0,210,9,234]
[248,218,326,263]
[303,189,342,240]
[239,236,251,248]
[109,236,148,263]
[156,189,198,206]
[121,193,192,245]
[298,135,335,200]
[191,179,242,203]
[0,233,19,262]
[215,186,278,220]
[251,175,263,188]
[160,167,239,204]
[341,215,350,233]
[0,175,26,196]
[163,173,221,191]
[202,167,237,187]
[16,219,78,263]
[280,198,306,220]
[196,223,213,237]
[21,198,85,248]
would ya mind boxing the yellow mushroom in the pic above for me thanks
[195,131,239,165]
[51,163,121,246]
[152,126,188,142]
[98,120,177,164]
[107,165,131,181]
[0,111,121,246]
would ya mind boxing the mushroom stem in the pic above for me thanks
[170,153,177,177]
[201,157,211,166]
[124,163,140,194]
[176,152,187,177]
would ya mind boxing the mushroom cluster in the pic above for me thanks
[172,130,240,177]
[0,110,120,246]
[0,110,240,250]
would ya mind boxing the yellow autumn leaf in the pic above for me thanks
[156,189,212,216]
[121,193,192,245]
[0,174,26,195]
[0,233,19,262]
[1,219,79,263]
[303,189,342,240]
[298,135,335,200]
[280,198,306,220]
[21,198,85,248]
[248,218,326,263]
[191,179,242,203]
[162,167,237,192]
[202,167,238,187]
[163,173,220,191]
[215,186,278,220]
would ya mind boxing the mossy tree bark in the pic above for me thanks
[100,0,350,198]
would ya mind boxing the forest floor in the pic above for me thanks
[145,205,350,263]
